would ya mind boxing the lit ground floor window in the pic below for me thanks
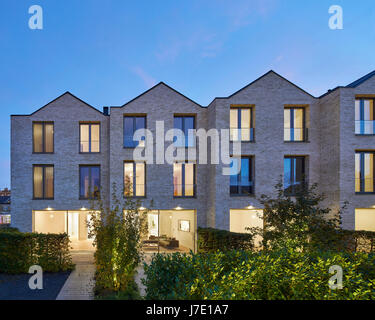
[355,208,375,232]
[230,209,263,247]
[140,209,196,253]
[0,214,11,225]
[33,210,95,250]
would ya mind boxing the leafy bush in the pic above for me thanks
[143,249,375,300]
[0,230,73,274]
[198,227,254,252]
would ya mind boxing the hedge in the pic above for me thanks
[198,227,254,252]
[0,230,74,274]
[143,249,375,300]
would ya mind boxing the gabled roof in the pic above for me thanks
[346,70,375,88]
[114,82,204,108]
[214,70,315,100]
[11,91,104,116]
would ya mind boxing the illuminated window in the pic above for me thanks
[355,99,375,134]
[80,123,100,153]
[355,152,374,193]
[0,215,11,225]
[79,165,100,199]
[284,107,306,141]
[33,165,54,199]
[230,106,253,141]
[33,122,54,153]
[173,163,195,197]
[124,116,146,148]
[124,162,145,197]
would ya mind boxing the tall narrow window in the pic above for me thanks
[355,152,374,193]
[230,106,253,141]
[230,157,253,195]
[174,116,195,147]
[173,162,195,197]
[124,162,145,197]
[355,99,375,135]
[33,165,54,199]
[284,156,306,195]
[124,116,146,148]
[80,123,100,153]
[284,107,306,141]
[33,122,54,153]
[79,165,100,199]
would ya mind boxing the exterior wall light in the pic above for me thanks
[139,207,146,211]
[175,206,183,210]
[46,206,53,211]
[80,207,87,211]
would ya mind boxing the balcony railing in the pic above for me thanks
[230,128,254,142]
[355,120,375,135]
[173,184,196,197]
[284,181,308,196]
[284,128,308,142]
[355,178,375,193]
[230,181,254,195]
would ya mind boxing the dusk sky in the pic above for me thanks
[0,0,374,188]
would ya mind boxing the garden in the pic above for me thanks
[88,182,375,300]
[0,227,74,299]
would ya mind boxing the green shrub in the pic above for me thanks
[143,249,375,300]
[0,230,73,274]
[198,227,254,252]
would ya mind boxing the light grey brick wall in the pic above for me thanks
[11,93,109,232]
[10,72,375,233]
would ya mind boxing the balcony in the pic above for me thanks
[355,120,375,135]
[173,184,196,197]
[230,128,254,142]
[355,178,375,194]
[284,128,308,142]
[284,181,308,196]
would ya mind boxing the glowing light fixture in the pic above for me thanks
[80,207,87,211]
[174,206,183,210]
[246,205,254,210]
[139,206,146,211]
[46,206,53,211]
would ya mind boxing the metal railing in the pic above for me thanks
[355,121,375,135]
[284,128,308,142]
[230,128,254,142]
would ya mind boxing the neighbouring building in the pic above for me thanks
[10,70,375,251]
[0,189,11,225]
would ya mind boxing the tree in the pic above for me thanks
[88,183,148,293]
[247,181,347,252]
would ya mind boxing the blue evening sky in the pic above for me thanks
[0,0,374,188]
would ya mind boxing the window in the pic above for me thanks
[124,162,145,197]
[33,122,54,153]
[230,157,253,195]
[355,99,375,135]
[173,162,195,197]
[33,165,54,199]
[355,152,374,193]
[284,107,306,141]
[230,106,253,141]
[80,123,100,153]
[174,116,195,147]
[79,165,100,199]
[284,156,306,195]
[124,116,146,148]
[0,215,11,225]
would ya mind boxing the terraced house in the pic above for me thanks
[10,70,375,251]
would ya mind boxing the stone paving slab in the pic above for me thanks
[56,251,95,300]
